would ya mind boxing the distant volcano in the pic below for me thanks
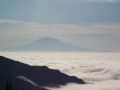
[6,37,90,52]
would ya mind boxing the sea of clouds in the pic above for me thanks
[0,52,120,90]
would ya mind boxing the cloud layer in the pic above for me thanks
[1,52,120,90]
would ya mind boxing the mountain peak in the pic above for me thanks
[40,37,55,40]
[35,37,62,43]
[5,37,91,52]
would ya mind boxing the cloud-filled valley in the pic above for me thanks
[1,52,120,90]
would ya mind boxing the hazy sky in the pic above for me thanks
[0,0,120,51]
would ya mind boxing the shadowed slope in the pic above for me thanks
[0,56,85,90]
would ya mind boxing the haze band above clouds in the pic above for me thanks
[0,19,120,52]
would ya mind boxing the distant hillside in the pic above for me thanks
[5,37,91,52]
[0,56,85,90]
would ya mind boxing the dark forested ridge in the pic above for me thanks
[0,56,85,90]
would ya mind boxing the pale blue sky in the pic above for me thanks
[0,0,120,24]
[0,0,120,52]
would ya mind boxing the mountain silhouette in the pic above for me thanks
[6,37,90,51]
[0,56,85,90]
